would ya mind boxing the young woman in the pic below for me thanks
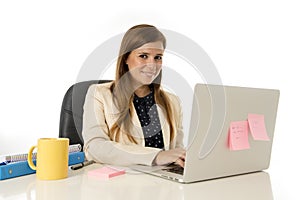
[82,24,186,167]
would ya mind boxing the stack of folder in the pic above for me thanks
[0,144,85,180]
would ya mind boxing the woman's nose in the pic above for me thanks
[145,62,156,70]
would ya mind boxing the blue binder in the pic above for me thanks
[0,152,85,180]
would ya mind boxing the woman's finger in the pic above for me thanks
[174,158,185,168]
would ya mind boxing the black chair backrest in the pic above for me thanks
[59,80,111,147]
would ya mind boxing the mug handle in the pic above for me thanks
[27,146,37,170]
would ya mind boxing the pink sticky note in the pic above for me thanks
[228,121,250,150]
[88,166,125,180]
[248,114,270,141]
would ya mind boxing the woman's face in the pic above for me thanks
[126,41,164,86]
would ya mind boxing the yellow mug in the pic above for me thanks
[27,138,69,180]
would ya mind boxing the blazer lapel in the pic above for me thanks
[130,102,145,146]
[156,104,170,150]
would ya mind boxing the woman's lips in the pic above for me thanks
[141,71,155,77]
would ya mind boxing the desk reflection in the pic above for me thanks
[0,165,273,200]
[80,170,273,200]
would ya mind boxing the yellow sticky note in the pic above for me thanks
[228,121,250,150]
[248,114,270,141]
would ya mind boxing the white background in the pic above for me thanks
[0,0,299,199]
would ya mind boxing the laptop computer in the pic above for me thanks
[131,83,280,183]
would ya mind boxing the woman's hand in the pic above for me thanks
[154,148,186,168]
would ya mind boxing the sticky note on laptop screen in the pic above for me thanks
[228,121,250,150]
[248,114,270,141]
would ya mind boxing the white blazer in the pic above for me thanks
[82,82,184,166]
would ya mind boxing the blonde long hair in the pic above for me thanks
[109,24,175,144]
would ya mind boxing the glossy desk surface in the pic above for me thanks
[0,164,273,200]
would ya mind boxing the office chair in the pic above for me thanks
[59,80,111,147]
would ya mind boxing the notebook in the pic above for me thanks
[131,83,280,183]
[0,151,85,180]
[0,144,82,165]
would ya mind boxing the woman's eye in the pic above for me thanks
[139,55,148,59]
[155,56,162,60]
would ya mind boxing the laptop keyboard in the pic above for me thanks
[162,164,184,175]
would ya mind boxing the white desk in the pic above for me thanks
[0,164,273,200]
